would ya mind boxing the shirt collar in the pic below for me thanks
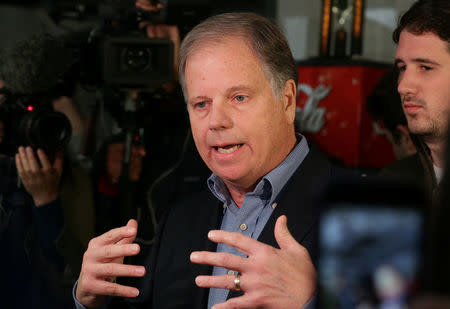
[207,134,310,207]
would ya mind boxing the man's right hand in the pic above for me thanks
[76,219,146,308]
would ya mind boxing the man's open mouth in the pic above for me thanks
[214,144,243,154]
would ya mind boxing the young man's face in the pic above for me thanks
[184,36,296,191]
[395,31,450,141]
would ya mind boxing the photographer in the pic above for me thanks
[0,148,94,309]
[0,33,95,308]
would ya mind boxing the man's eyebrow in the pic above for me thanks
[225,85,253,95]
[188,95,210,104]
[394,57,441,66]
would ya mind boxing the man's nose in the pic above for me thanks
[209,101,232,131]
[397,69,418,97]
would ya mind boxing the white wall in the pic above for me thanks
[278,0,417,63]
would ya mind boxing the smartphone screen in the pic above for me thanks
[317,204,424,309]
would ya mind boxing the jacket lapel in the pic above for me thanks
[193,197,224,308]
[227,146,331,300]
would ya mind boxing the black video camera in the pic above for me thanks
[79,0,174,91]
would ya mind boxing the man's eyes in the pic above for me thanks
[192,95,247,108]
[396,64,433,72]
[397,65,406,72]
[234,95,247,102]
[420,65,432,71]
[194,101,206,108]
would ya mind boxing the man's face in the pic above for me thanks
[185,37,296,191]
[395,31,450,141]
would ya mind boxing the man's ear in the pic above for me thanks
[282,79,297,123]
[396,124,416,153]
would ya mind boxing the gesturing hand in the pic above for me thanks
[190,215,316,309]
[76,219,146,308]
[15,146,63,206]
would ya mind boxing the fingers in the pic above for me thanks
[190,251,245,272]
[127,218,138,230]
[89,222,138,247]
[15,152,24,176]
[17,146,33,172]
[206,230,265,256]
[195,274,240,291]
[36,148,51,170]
[89,242,141,262]
[275,216,311,258]
[95,262,146,278]
[117,219,139,245]
[16,146,50,172]
[79,277,140,298]
[77,220,142,307]
[274,215,295,250]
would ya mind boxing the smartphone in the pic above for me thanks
[316,177,428,309]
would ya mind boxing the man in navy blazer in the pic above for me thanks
[74,11,337,309]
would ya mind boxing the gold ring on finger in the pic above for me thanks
[233,274,241,291]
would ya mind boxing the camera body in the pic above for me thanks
[82,35,173,90]
[78,0,174,91]
[0,93,72,162]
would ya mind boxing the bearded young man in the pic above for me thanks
[383,0,450,206]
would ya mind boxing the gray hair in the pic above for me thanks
[178,12,298,100]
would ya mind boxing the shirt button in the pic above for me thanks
[227,270,235,275]
[240,223,248,231]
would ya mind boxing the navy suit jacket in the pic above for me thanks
[114,145,340,309]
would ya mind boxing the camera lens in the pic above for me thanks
[31,112,71,152]
[18,110,72,162]
[122,47,151,72]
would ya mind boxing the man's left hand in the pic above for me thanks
[190,215,316,309]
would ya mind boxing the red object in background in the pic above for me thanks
[296,61,396,168]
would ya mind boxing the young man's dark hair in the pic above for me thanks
[392,0,450,47]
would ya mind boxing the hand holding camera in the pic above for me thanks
[15,146,63,206]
